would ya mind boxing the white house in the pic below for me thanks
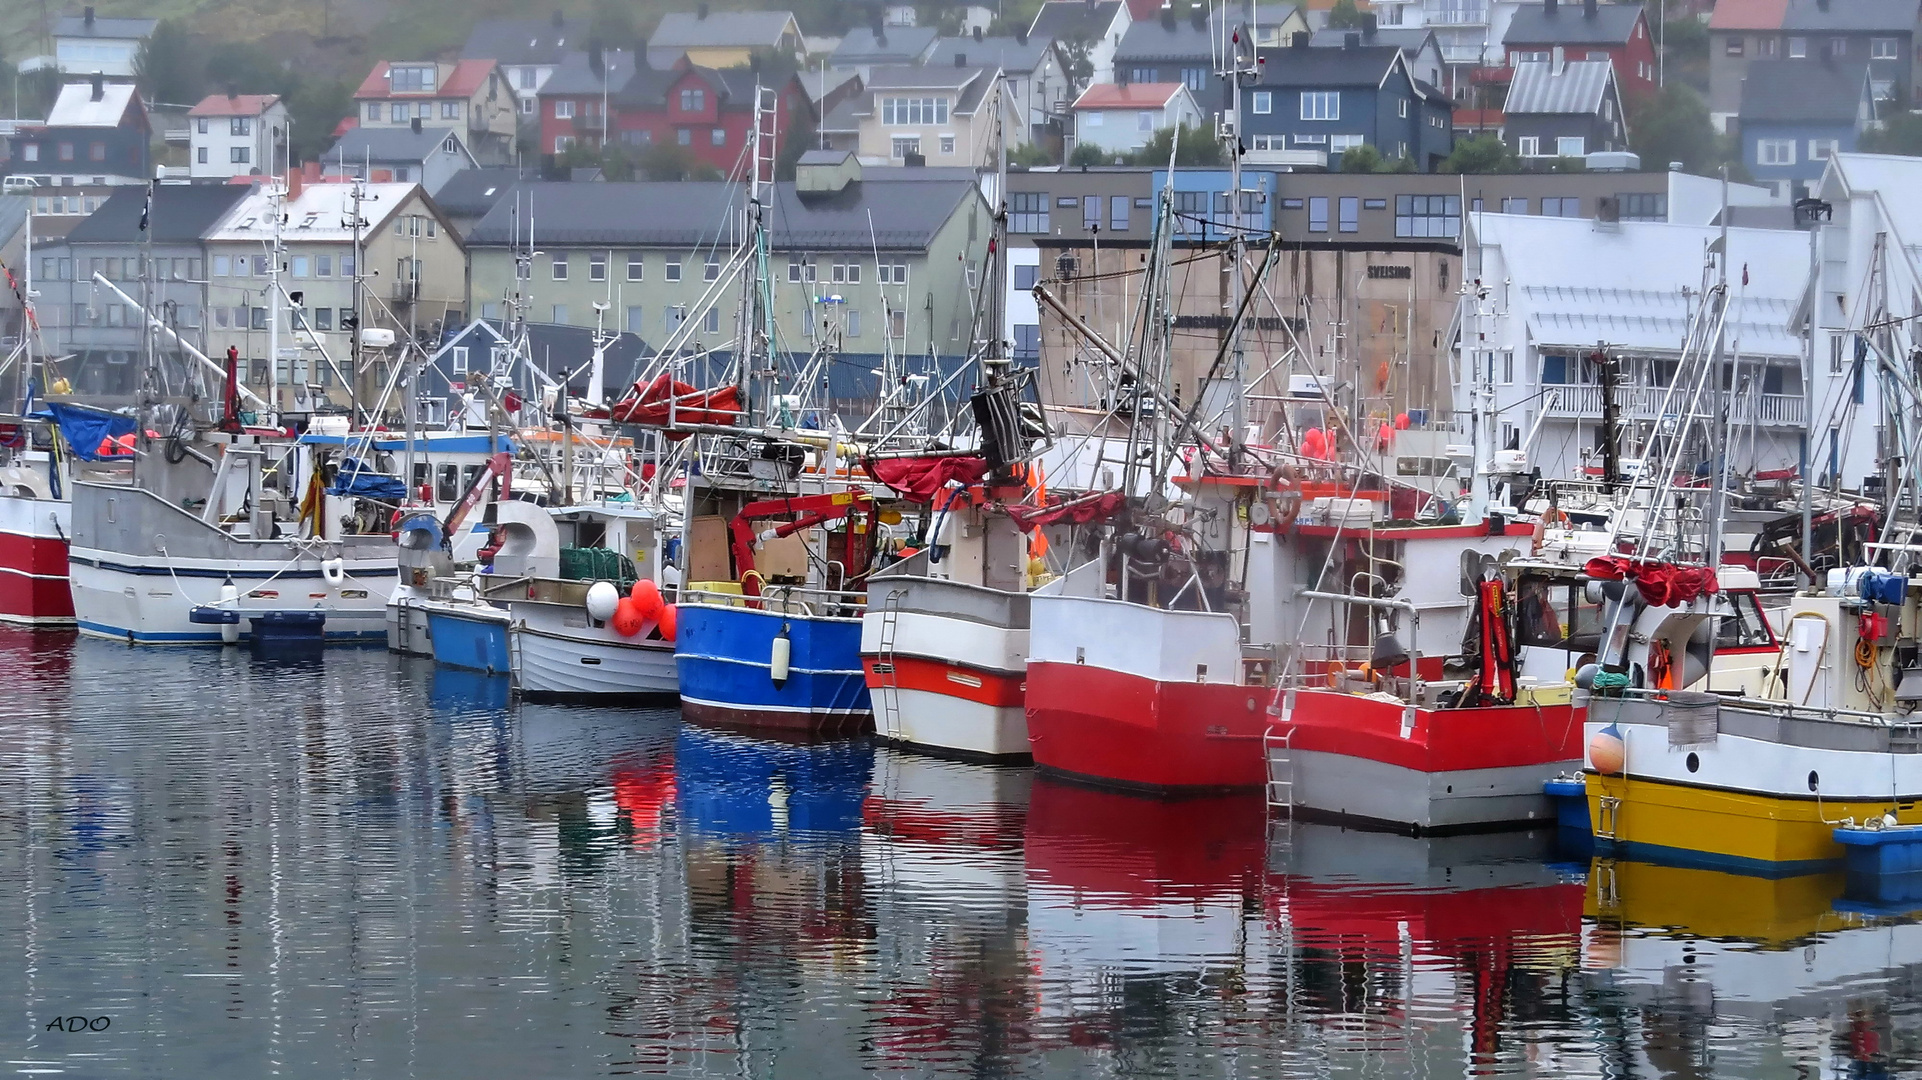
[1028,0,1134,88]
[928,36,1075,145]
[52,8,155,78]
[460,15,579,116]
[186,93,288,179]
[1070,82,1203,155]
[1458,212,1813,485]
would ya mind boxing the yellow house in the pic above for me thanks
[646,10,805,69]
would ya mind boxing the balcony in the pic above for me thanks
[391,281,418,304]
[1541,384,1806,426]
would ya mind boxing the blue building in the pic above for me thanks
[1738,58,1873,202]
[1244,38,1453,171]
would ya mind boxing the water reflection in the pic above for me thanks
[6,633,1922,1076]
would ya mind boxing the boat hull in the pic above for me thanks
[677,601,871,734]
[0,494,73,626]
[68,549,394,644]
[860,578,1031,761]
[509,602,678,701]
[425,603,510,674]
[386,590,433,656]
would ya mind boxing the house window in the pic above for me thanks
[704,257,720,282]
[1181,68,1206,91]
[365,102,381,122]
[1251,91,1272,114]
[1725,37,1744,56]
[197,147,208,164]
[1758,37,1778,57]
[1013,324,1040,360]
[1757,138,1796,166]
[551,304,568,323]
[1518,135,1541,156]
[1137,110,1154,131]
[703,308,720,334]
[1541,197,1579,216]
[892,136,921,159]
[389,65,436,92]
[442,101,460,119]
[940,134,956,154]
[1874,37,1899,59]
[20,144,36,162]
[847,310,860,337]
[1787,36,1807,57]
[589,253,606,281]
[57,143,73,161]
[666,260,682,281]
[1398,99,1408,118]
[1338,196,1358,233]
[1828,36,1847,58]
[627,254,644,281]
[626,306,645,333]
[1556,136,1585,157]
[680,88,705,111]
[1331,134,1364,154]
[555,100,575,119]
[711,127,725,146]
[891,310,906,339]
[551,253,568,280]
[291,255,310,277]
[1110,195,1130,231]
[881,97,951,125]
[677,129,692,146]
[1394,194,1461,238]
[1014,264,1038,290]
[883,261,908,284]
[1128,67,1155,83]
[391,103,408,122]
[1083,196,1100,230]
[667,305,686,333]
[1308,196,1328,233]
[1810,138,1838,160]
[1618,192,1667,221]
[231,117,251,136]
[1300,91,1339,120]
[554,135,574,153]
[231,146,250,164]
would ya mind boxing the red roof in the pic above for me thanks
[354,59,500,100]
[188,93,279,117]
[1072,82,1184,110]
[1708,0,1788,31]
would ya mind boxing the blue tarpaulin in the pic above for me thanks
[48,403,136,461]
[327,456,407,501]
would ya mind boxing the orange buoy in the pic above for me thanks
[1588,725,1627,775]
[611,596,645,637]
[657,604,678,643]
[630,578,663,621]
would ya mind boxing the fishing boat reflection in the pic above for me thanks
[427,667,512,713]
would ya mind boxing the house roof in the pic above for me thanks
[1781,0,1920,33]
[1307,26,1440,56]
[1073,82,1184,108]
[835,66,997,124]
[1257,44,1403,87]
[648,10,799,49]
[460,17,579,65]
[65,183,251,245]
[431,167,536,221]
[208,182,423,243]
[188,93,280,118]
[1028,0,1126,42]
[539,49,638,96]
[864,64,989,92]
[1502,1,1645,46]
[801,66,864,105]
[44,81,138,126]
[1738,59,1869,122]
[0,196,33,254]
[927,35,1054,73]
[1470,213,1808,357]
[323,125,469,166]
[52,13,155,38]
[829,26,940,64]
[1504,58,1613,114]
[1116,7,1304,62]
[1821,153,1922,257]
[465,177,978,251]
[354,59,502,100]
[1708,0,1789,32]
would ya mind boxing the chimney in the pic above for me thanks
[83,6,94,26]
[589,41,604,76]
[1544,0,1557,14]
[1292,30,1310,47]
[956,51,968,66]
[697,1,710,18]
[286,167,303,202]
[1161,8,1177,27]
[973,25,984,41]
[1344,30,1361,48]
[411,116,423,133]
[90,72,104,101]
[1583,0,1596,17]
[1190,4,1207,29]
[1553,44,1564,69]
[551,9,564,27]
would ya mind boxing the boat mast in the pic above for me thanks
[1706,165,1732,564]
[268,176,283,419]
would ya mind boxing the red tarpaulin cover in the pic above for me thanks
[1005,491,1127,532]
[1583,556,1719,607]
[606,374,743,433]
[868,455,989,501]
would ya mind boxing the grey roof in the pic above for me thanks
[838,67,996,123]
[460,18,580,65]
[801,66,863,104]
[1739,59,1870,122]
[829,26,940,64]
[1782,0,1920,32]
[1028,0,1125,42]
[540,49,638,96]
[1258,44,1403,87]
[323,125,467,165]
[0,196,30,253]
[648,10,798,49]
[1114,15,1227,62]
[1502,1,1646,45]
[864,63,988,91]
[53,13,155,38]
[1307,26,1439,55]
[927,35,1054,72]
[64,183,250,245]
[465,178,977,251]
[416,167,533,220]
[1504,58,1613,114]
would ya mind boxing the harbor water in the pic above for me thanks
[3,629,1921,1077]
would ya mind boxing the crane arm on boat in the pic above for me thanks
[728,490,873,598]
[439,452,514,551]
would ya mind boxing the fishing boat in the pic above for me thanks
[0,412,77,626]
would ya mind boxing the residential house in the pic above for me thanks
[1739,59,1873,202]
[1779,0,1919,106]
[1369,0,1523,87]
[1501,0,1657,102]
[609,61,815,176]
[1707,0,1789,130]
[1462,212,1811,483]
[828,27,942,81]
[419,320,651,423]
[821,65,1005,168]
[321,123,480,195]
[186,93,288,180]
[1114,6,1312,107]
[645,10,805,69]
[31,183,248,399]
[2,77,151,186]
[1243,42,1452,169]
[52,8,155,78]
[430,167,535,238]
[202,179,466,411]
[1070,83,1204,155]
[1501,59,1628,162]
[535,48,638,157]
[461,14,581,116]
[463,162,990,416]
[1308,25,1448,92]
[1029,0,1135,88]
[929,35,1075,143]
[353,59,518,165]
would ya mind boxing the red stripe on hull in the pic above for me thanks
[0,531,73,622]
[861,655,1025,707]
[681,699,874,737]
[1283,689,1582,773]
[1025,661,1269,792]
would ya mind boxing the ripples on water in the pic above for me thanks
[1,630,1920,1076]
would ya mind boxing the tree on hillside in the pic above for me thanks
[203,41,296,97]
[1440,133,1516,173]
[1068,141,1108,166]
[136,20,205,107]
[287,78,353,164]
[1124,125,1222,166]
[1629,84,1744,177]
[1339,144,1383,171]
[1661,17,1709,93]
[1860,112,1922,156]
[635,143,722,182]
[1326,0,1372,31]
[589,0,642,53]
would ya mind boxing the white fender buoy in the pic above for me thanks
[770,629,791,688]
[219,580,240,645]
[585,581,620,623]
[321,557,345,586]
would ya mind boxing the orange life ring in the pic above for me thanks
[1648,640,1674,690]
[1266,464,1301,531]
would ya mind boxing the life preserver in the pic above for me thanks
[1648,639,1673,690]
[1265,464,1302,531]
[321,557,346,586]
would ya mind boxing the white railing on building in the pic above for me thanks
[1543,384,1804,426]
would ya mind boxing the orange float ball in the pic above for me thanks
[1588,726,1627,775]
[610,596,645,637]
[657,604,678,643]
[631,578,664,621]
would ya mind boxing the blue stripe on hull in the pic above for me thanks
[675,604,872,728]
[77,619,385,645]
[1595,836,1839,879]
[426,610,510,674]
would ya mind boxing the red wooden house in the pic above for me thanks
[1501,0,1658,103]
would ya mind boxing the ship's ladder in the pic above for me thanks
[876,594,902,736]
[751,86,780,191]
[507,619,525,695]
[1264,723,1295,817]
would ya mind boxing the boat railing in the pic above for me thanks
[1599,685,1894,726]
[682,584,870,618]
